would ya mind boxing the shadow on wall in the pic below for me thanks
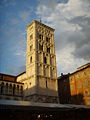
[58,74,85,105]
[69,94,85,105]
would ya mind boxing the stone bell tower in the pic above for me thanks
[25,20,58,103]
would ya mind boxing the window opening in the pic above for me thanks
[44,57,47,64]
[30,56,32,63]
[17,85,19,95]
[47,47,50,53]
[5,83,8,94]
[39,44,43,51]
[46,37,50,42]
[30,45,33,51]
[13,84,16,95]
[30,34,33,40]
[39,34,43,40]
[1,82,4,94]
[21,86,23,96]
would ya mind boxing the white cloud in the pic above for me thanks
[57,0,90,18]
[56,44,88,75]
[36,0,90,76]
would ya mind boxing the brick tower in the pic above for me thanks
[17,20,58,103]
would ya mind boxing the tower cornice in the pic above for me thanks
[27,20,55,31]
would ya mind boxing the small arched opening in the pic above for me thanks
[30,56,32,63]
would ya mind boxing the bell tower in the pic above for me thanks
[25,20,58,103]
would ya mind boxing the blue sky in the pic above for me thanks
[0,0,90,76]
[0,0,39,75]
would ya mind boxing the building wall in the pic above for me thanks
[0,80,23,100]
[0,73,24,100]
[17,73,26,83]
[35,21,57,95]
[58,63,90,105]
[58,74,70,104]
[69,66,90,105]
[0,73,16,82]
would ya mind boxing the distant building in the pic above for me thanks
[0,20,58,103]
[58,63,90,105]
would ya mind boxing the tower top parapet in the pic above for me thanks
[26,20,55,31]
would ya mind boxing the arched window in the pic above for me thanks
[30,56,32,63]
[39,44,43,51]
[30,34,33,40]
[1,82,4,94]
[30,45,33,51]
[46,36,50,42]
[9,84,12,95]
[39,34,43,40]
[13,84,16,95]
[21,86,23,96]
[44,57,47,64]
[5,83,8,94]
[0,82,1,94]
[17,85,19,95]
[47,47,50,53]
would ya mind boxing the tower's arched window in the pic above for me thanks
[47,47,50,53]
[39,44,43,51]
[30,45,33,51]
[44,57,47,64]
[30,34,33,40]
[30,56,32,63]
[39,34,43,40]
[46,36,50,42]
